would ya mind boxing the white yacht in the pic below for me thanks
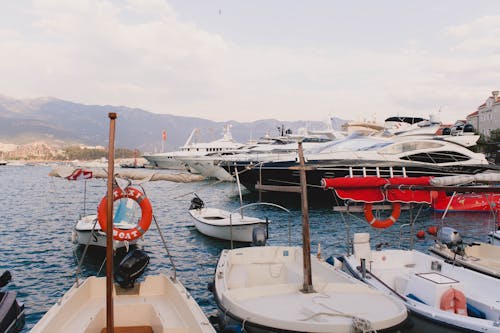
[143,125,245,172]
[220,121,494,202]
[180,127,336,181]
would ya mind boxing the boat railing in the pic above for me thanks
[229,202,293,249]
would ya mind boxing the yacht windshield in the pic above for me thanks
[315,133,390,153]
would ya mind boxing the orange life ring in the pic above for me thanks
[363,203,401,229]
[440,288,468,316]
[97,187,153,241]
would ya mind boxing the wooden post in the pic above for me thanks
[298,142,314,293]
[106,112,117,333]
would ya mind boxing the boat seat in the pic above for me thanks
[227,264,247,289]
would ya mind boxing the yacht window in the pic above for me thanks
[400,151,471,163]
[379,141,443,155]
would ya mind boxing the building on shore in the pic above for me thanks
[470,90,500,138]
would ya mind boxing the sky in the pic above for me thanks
[1,0,500,124]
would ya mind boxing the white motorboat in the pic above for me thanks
[321,175,500,332]
[32,113,216,333]
[188,196,270,243]
[31,273,215,333]
[72,214,142,250]
[428,227,500,279]
[342,233,500,333]
[212,246,408,333]
[211,144,408,333]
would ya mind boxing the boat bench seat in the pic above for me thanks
[227,263,302,289]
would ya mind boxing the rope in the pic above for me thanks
[298,311,376,333]
[139,185,178,280]
[74,217,102,286]
[296,293,377,333]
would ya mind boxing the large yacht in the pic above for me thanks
[219,121,497,202]
[142,125,245,172]
[178,127,336,181]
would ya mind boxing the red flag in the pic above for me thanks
[162,130,167,141]
[66,169,93,180]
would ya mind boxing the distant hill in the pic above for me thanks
[0,95,346,152]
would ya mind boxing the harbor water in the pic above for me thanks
[0,165,497,332]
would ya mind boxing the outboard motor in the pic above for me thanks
[114,249,150,289]
[189,194,204,210]
[437,227,462,247]
[0,270,12,288]
[252,225,267,246]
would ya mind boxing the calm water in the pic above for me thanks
[0,165,497,332]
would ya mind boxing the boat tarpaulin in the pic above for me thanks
[321,176,433,203]
[321,177,388,203]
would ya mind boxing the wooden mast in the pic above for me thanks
[298,142,314,293]
[106,112,117,333]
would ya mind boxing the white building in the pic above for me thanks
[477,91,500,138]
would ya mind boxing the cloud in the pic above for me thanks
[0,1,498,124]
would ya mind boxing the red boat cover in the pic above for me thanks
[321,177,388,203]
[321,176,433,203]
[386,177,433,203]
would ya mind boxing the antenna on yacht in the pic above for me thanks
[105,112,117,333]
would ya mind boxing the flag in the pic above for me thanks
[66,168,93,180]
[162,130,167,141]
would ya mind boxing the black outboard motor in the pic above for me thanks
[189,194,204,210]
[114,249,150,289]
[0,271,12,288]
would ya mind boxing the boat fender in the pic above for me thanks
[207,281,214,293]
[427,226,438,236]
[440,288,468,316]
[363,203,401,229]
[252,225,267,247]
[97,186,153,241]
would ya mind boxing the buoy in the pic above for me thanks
[416,230,425,239]
[427,226,438,236]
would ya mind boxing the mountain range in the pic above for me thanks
[0,94,346,152]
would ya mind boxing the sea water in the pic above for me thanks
[0,165,496,332]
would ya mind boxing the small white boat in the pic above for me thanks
[31,274,215,333]
[72,214,142,250]
[342,233,500,333]
[428,227,500,279]
[33,113,216,333]
[212,246,408,333]
[188,196,270,243]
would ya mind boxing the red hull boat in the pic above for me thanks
[431,191,500,212]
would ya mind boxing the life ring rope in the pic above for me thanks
[97,186,153,241]
[363,202,401,229]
